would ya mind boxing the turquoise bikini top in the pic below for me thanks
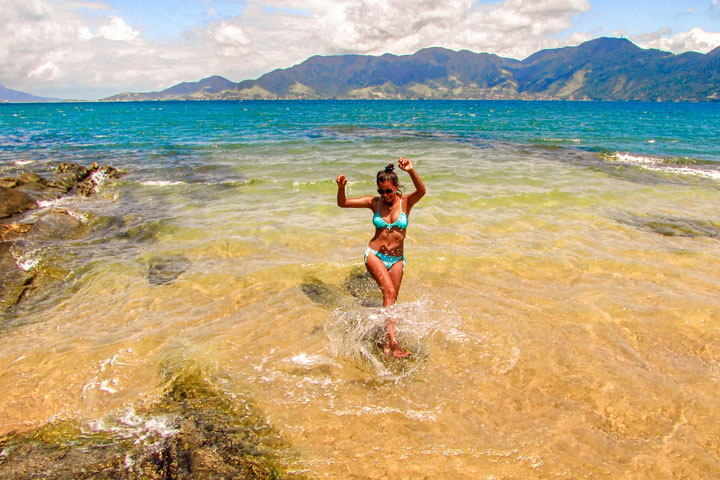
[373,200,409,231]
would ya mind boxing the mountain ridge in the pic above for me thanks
[104,37,719,102]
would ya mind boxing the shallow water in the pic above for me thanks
[1,100,719,478]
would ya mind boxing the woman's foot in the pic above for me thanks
[381,339,409,358]
[390,345,410,358]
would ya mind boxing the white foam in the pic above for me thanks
[15,251,40,271]
[606,152,720,181]
[607,152,665,165]
[13,159,34,166]
[329,404,441,421]
[643,164,720,181]
[140,180,186,186]
[90,407,180,445]
[37,197,76,208]
[287,353,342,369]
[65,209,89,223]
[99,379,118,394]
[89,169,110,192]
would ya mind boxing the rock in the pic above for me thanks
[342,266,382,307]
[300,275,344,308]
[0,243,35,309]
[0,163,126,314]
[622,215,720,239]
[15,172,64,201]
[147,255,191,285]
[0,364,292,479]
[0,186,37,218]
[17,172,47,185]
[0,177,19,188]
[0,223,33,242]
[50,163,91,192]
[55,162,90,179]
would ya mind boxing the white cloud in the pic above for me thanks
[210,22,250,46]
[634,27,720,54]
[1,0,717,100]
[28,61,62,81]
[96,16,141,42]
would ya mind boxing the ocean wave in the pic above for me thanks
[139,180,187,187]
[605,152,720,181]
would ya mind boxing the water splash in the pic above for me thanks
[325,297,458,381]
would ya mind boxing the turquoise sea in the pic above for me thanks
[1,100,719,478]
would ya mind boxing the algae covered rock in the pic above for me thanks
[0,364,298,479]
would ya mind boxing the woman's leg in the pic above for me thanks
[365,253,409,357]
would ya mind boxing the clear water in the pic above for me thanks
[1,100,719,478]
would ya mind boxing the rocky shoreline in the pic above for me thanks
[1,164,306,479]
[0,363,297,479]
[1,162,124,313]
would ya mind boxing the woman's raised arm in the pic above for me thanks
[336,174,374,208]
[397,157,426,211]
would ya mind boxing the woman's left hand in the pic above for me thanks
[398,156,414,172]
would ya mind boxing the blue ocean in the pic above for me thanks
[1,100,719,478]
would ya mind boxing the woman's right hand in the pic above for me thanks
[335,174,347,187]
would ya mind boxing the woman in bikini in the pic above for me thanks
[335,157,426,358]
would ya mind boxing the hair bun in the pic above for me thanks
[385,164,394,172]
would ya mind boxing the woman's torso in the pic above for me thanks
[368,196,408,256]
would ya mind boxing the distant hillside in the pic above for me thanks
[0,85,59,103]
[103,75,237,101]
[102,37,720,102]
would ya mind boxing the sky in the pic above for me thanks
[2,0,719,100]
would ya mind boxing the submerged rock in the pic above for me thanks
[622,215,720,239]
[300,275,344,308]
[301,268,383,309]
[342,266,382,307]
[0,364,297,479]
[147,255,192,285]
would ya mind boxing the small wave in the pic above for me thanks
[13,159,35,166]
[37,197,80,209]
[605,152,720,181]
[536,138,582,143]
[328,403,442,421]
[140,180,187,187]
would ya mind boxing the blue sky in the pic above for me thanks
[2,0,719,99]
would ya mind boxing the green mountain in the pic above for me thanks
[103,75,237,101]
[102,37,720,102]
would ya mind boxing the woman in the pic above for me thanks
[335,157,426,358]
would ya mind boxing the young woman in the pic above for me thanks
[335,157,426,358]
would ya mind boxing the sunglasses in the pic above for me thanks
[377,188,395,194]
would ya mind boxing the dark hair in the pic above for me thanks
[376,164,398,186]
[376,164,402,195]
